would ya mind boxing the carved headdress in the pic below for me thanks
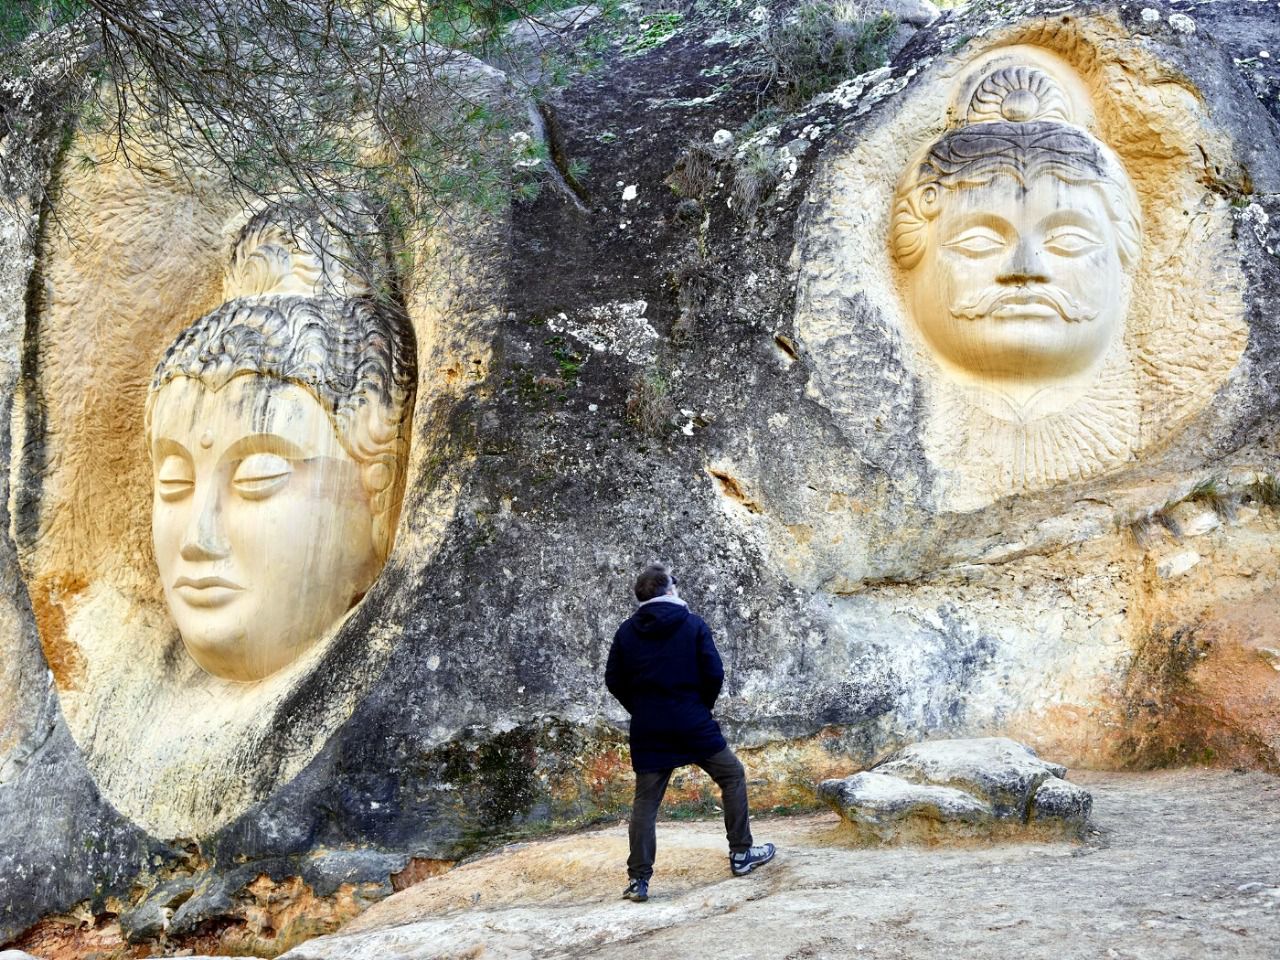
[891,66,1141,270]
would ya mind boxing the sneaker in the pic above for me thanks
[621,878,649,902]
[730,842,776,876]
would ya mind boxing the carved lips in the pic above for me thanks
[173,575,245,608]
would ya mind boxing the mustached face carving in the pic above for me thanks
[911,171,1125,381]
[892,67,1141,390]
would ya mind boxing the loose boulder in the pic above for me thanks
[817,738,1092,843]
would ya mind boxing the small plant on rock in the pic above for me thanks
[732,143,779,222]
[626,369,673,436]
[1246,474,1280,508]
[1127,513,1163,550]
[1187,476,1236,520]
[665,141,718,199]
[753,1,897,109]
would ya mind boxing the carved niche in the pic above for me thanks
[891,65,1144,491]
[10,159,429,837]
[794,41,1247,511]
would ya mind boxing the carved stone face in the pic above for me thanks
[907,172,1126,382]
[149,375,380,682]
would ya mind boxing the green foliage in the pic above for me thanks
[553,345,584,381]
[0,0,82,50]
[754,2,897,108]
[3,0,616,291]
[621,11,683,55]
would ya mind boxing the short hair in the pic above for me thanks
[634,564,674,602]
[891,120,1141,272]
[145,207,417,563]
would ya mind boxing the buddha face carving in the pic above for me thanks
[146,205,416,682]
[150,377,380,681]
[892,67,1141,387]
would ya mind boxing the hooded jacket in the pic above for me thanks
[605,598,728,772]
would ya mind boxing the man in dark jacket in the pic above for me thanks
[605,563,776,902]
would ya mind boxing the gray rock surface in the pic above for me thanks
[817,770,994,833]
[819,738,1091,841]
[1,0,1280,952]
[875,738,1070,818]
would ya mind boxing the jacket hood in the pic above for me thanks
[631,600,691,638]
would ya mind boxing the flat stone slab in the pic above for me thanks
[818,737,1091,843]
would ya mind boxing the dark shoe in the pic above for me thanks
[730,842,776,876]
[622,878,649,902]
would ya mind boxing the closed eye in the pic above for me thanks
[1044,226,1103,256]
[156,455,194,502]
[942,227,1007,257]
[232,453,293,500]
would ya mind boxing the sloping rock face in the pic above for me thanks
[3,0,1280,953]
[211,772,1280,960]
[818,738,1092,842]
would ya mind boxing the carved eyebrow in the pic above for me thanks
[1037,209,1105,233]
[940,210,1015,239]
[221,433,310,463]
[151,438,193,463]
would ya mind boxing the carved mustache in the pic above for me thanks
[949,285,1098,323]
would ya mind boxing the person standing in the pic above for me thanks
[605,563,776,902]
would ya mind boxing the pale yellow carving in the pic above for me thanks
[888,61,1146,491]
[149,379,383,681]
[145,205,414,682]
[795,22,1247,512]
[9,132,485,837]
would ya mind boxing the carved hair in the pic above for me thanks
[892,66,1141,271]
[146,211,417,563]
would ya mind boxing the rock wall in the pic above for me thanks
[3,0,1280,952]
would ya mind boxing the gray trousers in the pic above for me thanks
[627,747,753,881]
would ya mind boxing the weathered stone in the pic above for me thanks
[817,770,993,841]
[873,0,940,29]
[1156,548,1202,579]
[1128,595,1280,771]
[119,875,197,940]
[1030,776,1093,828]
[874,738,1067,818]
[1165,501,1222,538]
[819,738,1089,841]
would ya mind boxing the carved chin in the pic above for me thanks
[172,610,304,683]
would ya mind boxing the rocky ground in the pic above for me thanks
[263,769,1280,960]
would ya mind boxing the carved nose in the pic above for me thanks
[997,239,1048,285]
[180,487,231,561]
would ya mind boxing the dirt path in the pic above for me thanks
[282,770,1280,959]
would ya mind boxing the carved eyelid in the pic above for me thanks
[221,432,310,465]
[156,454,194,482]
[942,226,1008,254]
[1043,224,1102,241]
[944,227,1005,244]
[232,452,294,481]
